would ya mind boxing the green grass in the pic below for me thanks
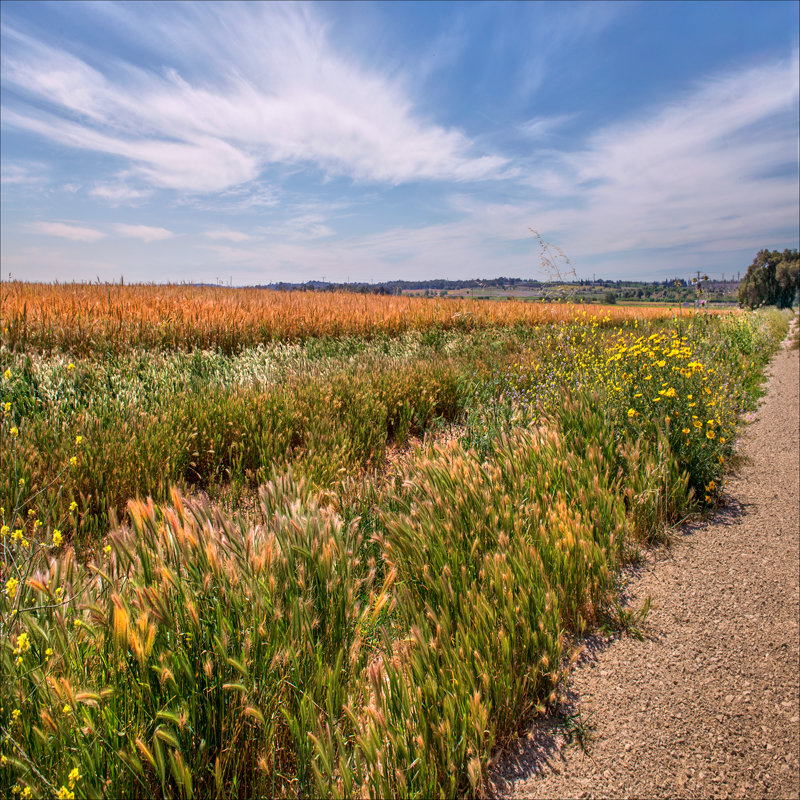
[0,307,790,799]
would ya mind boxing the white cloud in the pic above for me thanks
[27,221,106,242]
[0,4,508,194]
[90,182,152,204]
[256,213,336,242]
[205,230,253,242]
[114,224,174,243]
[1,162,48,186]
[520,55,800,261]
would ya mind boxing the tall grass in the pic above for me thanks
[2,282,679,355]
[0,307,790,799]
[0,338,475,541]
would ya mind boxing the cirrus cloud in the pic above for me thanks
[0,3,508,195]
[26,221,106,242]
[113,224,174,243]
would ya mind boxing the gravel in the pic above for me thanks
[489,319,800,800]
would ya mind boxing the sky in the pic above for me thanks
[1,0,798,285]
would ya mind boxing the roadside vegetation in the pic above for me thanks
[0,284,791,799]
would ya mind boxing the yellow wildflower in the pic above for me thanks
[68,767,80,789]
[67,363,75,372]
[52,529,63,547]
[69,456,77,467]
[3,368,10,380]
[9,427,18,438]
[69,501,78,513]
[627,408,636,418]
[12,709,21,720]
[6,577,19,597]
[706,429,715,439]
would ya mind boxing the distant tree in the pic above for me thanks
[604,291,617,305]
[738,249,799,308]
[776,256,800,308]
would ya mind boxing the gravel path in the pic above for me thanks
[490,321,800,800]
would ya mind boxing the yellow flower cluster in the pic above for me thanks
[13,632,30,655]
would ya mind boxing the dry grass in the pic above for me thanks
[2,282,679,354]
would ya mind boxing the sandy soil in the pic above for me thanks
[490,320,800,800]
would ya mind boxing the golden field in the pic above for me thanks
[2,282,682,354]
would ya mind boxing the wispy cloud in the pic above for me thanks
[0,2,508,194]
[90,181,152,204]
[182,183,279,213]
[27,221,106,242]
[517,114,577,141]
[1,162,48,186]
[113,224,173,243]
[205,230,253,242]
[521,55,800,260]
[256,214,335,242]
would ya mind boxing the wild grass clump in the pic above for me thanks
[0,348,464,542]
[1,476,375,799]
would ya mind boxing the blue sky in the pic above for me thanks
[1,0,798,285]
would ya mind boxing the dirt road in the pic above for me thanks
[491,321,800,799]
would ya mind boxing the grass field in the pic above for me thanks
[0,284,790,799]
[1,282,680,355]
